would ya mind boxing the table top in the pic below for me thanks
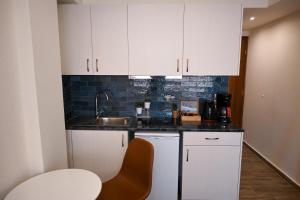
[5,169,102,200]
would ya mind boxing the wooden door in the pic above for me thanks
[183,2,242,75]
[229,37,248,127]
[128,4,184,76]
[182,145,241,200]
[91,4,128,75]
[58,5,93,75]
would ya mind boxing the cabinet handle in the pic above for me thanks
[186,149,189,162]
[186,59,189,72]
[177,59,179,72]
[86,58,90,72]
[205,137,220,140]
[122,134,124,147]
[96,59,99,72]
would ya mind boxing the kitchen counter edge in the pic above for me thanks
[65,117,244,132]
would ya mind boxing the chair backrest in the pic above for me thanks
[119,138,154,196]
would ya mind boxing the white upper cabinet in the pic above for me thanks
[128,4,184,76]
[58,3,242,76]
[58,5,93,75]
[91,5,128,75]
[58,4,128,75]
[183,2,242,75]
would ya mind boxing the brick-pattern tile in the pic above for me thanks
[62,75,228,120]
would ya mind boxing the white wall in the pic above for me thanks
[28,0,68,171]
[243,10,300,186]
[0,1,41,198]
[0,0,67,198]
[12,0,45,175]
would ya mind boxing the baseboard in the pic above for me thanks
[243,141,300,191]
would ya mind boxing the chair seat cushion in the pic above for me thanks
[98,174,147,200]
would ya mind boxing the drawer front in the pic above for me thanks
[183,132,242,146]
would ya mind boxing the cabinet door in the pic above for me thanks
[71,130,128,182]
[182,145,241,200]
[128,4,184,76]
[183,3,242,75]
[91,5,128,75]
[58,5,93,75]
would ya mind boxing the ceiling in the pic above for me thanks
[57,0,300,31]
[243,0,300,30]
[57,0,282,5]
[58,0,76,3]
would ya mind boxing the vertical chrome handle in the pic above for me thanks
[177,59,179,72]
[186,149,189,162]
[122,134,124,147]
[96,59,99,72]
[86,58,90,72]
[186,59,189,72]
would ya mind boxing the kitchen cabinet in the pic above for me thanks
[67,130,128,182]
[58,5,93,75]
[58,5,128,75]
[128,4,184,76]
[182,132,243,200]
[128,3,242,76]
[58,3,242,76]
[183,2,242,75]
[91,5,128,75]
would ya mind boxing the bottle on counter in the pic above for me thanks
[172,103,178,121]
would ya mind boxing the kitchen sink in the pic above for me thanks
[95,117,131,126]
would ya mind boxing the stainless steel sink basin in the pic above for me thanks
[95,117,131,126]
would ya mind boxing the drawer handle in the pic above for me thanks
[86,58,90,72]
[122,134,124,147]
[186,149,189,162]
[96,59,99,72]
[205,137,219,140]
[186,59,189,72]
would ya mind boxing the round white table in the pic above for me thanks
[5,169,102,200]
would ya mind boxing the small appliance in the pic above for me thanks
[217,93,232,124]
[135,132,179,200]
[202,101,217,121]
[202,94,218,122]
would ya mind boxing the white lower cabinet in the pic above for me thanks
[182,132,243,200]
[67,130,128,182]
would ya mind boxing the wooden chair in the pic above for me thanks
[98,138,154,200]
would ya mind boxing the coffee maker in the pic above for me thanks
[202,94,218,121]
[216,94,232,124]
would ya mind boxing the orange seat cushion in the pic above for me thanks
[98,174,147,200]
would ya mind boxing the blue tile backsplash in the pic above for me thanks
[62,76,228,120]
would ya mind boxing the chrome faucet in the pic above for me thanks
[96,92,109,119]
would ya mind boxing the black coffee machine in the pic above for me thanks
[202,94,218,121]
[216,93,232,124]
